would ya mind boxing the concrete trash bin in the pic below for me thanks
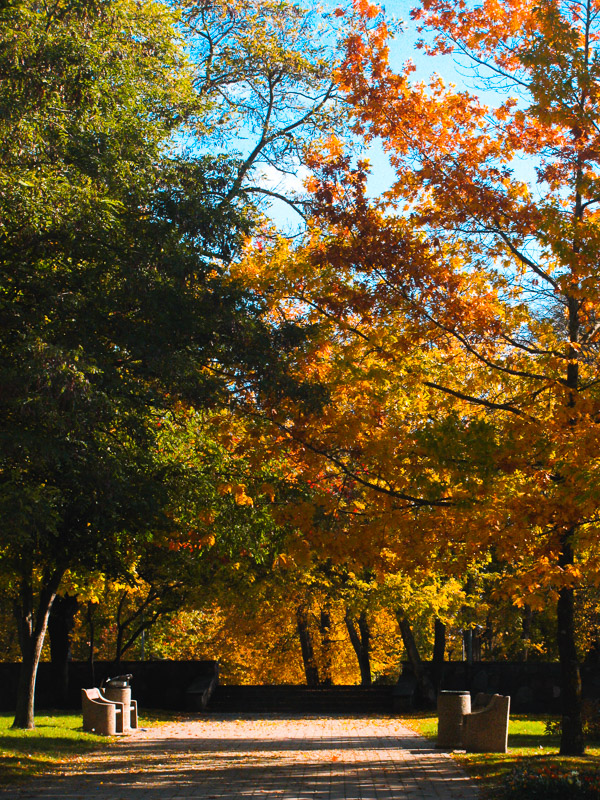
[102,674,137,732]
[437,690,471,748]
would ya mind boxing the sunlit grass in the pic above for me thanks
[0,711,107,783]
[401,712,600,796]
[0,710,167,784]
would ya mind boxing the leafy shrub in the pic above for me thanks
[545,718,561,736]
[545,700,600,740]
[501,765,600,799]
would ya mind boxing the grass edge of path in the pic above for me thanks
[400,711,600,797]
[0,710,174,785]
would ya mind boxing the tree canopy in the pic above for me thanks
[5,0,600,758]
[223,0,600,754]
[0,0,332,728]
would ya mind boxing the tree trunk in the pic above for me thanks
[558,533,585,754]
[296,604,320,686]
[521,604,533,661]
[87,601,96,687]
[557,176,584,754]
[395,608,436,706]
[357,611,372,684]
[48,594,79,707]
[114,591,127,666]
[345,609,372,685]
[319,607,333,686]
[12,568,63,729]
[431,617,445,693]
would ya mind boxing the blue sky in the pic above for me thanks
[381,0,464,79]
[263,0,474,228]
[362,0,499,199]
[263,0,521,228]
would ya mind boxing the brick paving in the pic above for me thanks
[4,715,480,800]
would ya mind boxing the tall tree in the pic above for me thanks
[295,0,600,754]
[344,609,372,685]
[1,0,194,729]
[0,0,326,728]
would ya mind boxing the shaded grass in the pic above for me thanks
[402,712,600,797]
[0,710,168,784]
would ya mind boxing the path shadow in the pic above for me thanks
[5,751,473,798]
[122,733,430,755]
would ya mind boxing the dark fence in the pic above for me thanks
[209,685,394,714]
[0,660,219,712]
[431,660,600,713]
[437,661,566,714]
[1,659,600,714]
[208,662,600,715]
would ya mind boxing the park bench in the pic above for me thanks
[81,687,138,735]
[462,692,510,753]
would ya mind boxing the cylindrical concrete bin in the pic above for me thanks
[436,690,471,749]
[103,686,132,731]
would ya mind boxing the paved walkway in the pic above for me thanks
[6,715,480,800]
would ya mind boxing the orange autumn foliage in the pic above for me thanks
[236,0,600,754]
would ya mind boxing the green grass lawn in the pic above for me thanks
[0,710,170,784]
[0,712,109,783]
[401,712,600,796]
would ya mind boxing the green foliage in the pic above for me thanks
[545,702,600,741]
[0,0,321,593]
[0,0,191,583]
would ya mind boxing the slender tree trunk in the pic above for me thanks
[431,617,446,693]
[395,608,436,706]
[521,604,533,661]
[557,215,584,753]
[319,606,333,686]
[48,594,79,707]
[357,611,372,684]
[87,601,96,686]
[296,604,320,686]
[12,568,63,729]
[345,609,372,685]
[114,592,128,666]
[558,532,585,754]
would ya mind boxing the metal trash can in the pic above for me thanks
[437,690,471,748]
[103,674,133,732]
